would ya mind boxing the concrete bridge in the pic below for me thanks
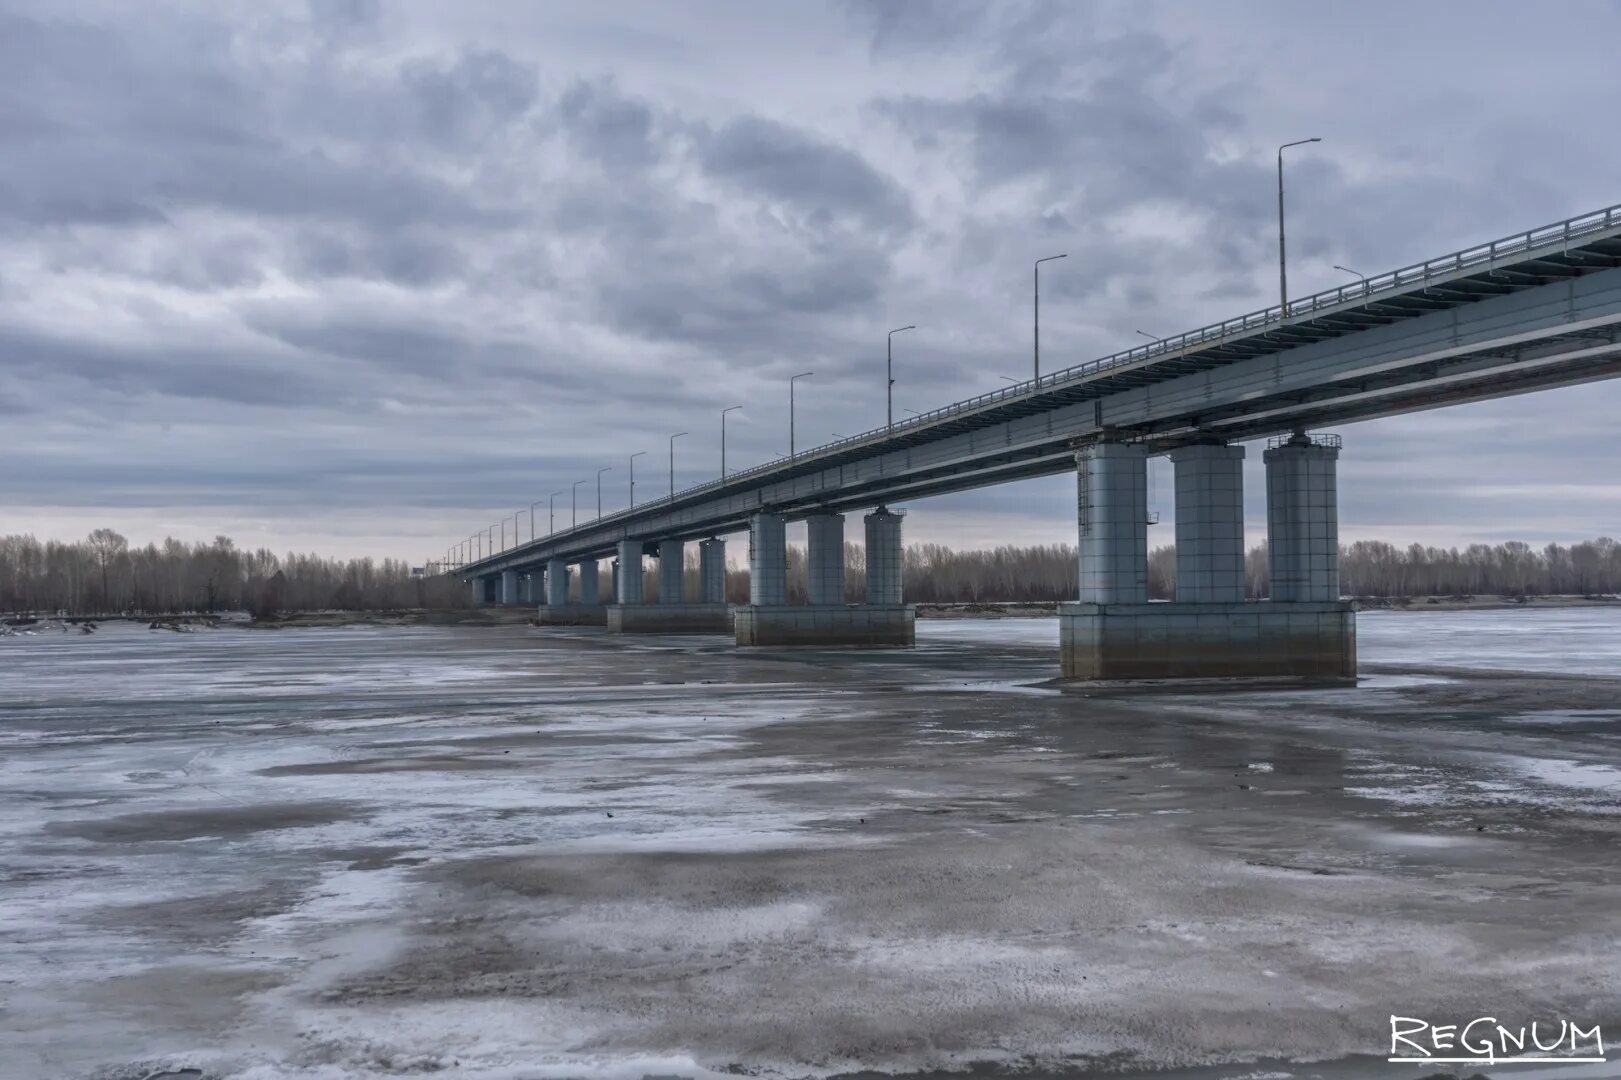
[445,202,1621,679]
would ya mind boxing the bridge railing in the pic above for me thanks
[476,202,1621,564]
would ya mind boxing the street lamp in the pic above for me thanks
[789,371,814,457]
[511,511,523,550]
[1034,253,1067,381]
[669,432,688,499]
[549,490,563,535]
[903,407,921,417]
[1136,330,1162,344]
[529,500,543,542]
[1333,264,1367,294]
[1277,137,1322,317]
[596,467,613,518]
[886,325,915,431]
[629,450,647,506]
[721,405,742,477]
[571,480,585,528]
[999,375,1019,385]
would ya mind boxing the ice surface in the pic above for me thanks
[2,614,1619,1079]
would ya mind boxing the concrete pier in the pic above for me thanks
[1077,442,1149,604]
[738,508,913,648]
[605,538,728,633]
[545,558,569,607]
[1171,443,1246,603]
[500,570,520,606]
[470,577,486,606]
[658,541,685,604]
[577,560,600,606]
[698,539,727,604]
[1265,434,1341,602]
[615,540,643,605]
[805,514,845,605]
[749,512,787,605]
[864,508,904,605]
[1060,434,1354,682]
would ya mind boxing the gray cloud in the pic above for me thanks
[698,115,914,235]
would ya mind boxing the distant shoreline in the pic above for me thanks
[5,594,1617,633]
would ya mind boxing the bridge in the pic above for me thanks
[443,202,1621,677]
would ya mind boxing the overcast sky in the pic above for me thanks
[5,0,1620,563]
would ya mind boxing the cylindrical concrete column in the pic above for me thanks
[470,577,484,606]
[545,558,570,607]
[1264,434,1341,602]
[1076,442,1149,605]
[658,541,684,604]
[577,560,599,605]
[805,513,845,605]
[698,538,727,604]
[864,508,904,605]
[749,512,787,606]
[615,540,643,605]
[500,570,519,605]
[1171,443,1246,603]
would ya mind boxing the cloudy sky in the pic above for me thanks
[5,0,1620,563]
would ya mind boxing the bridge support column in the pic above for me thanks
[577,560,600,607]
[500,570,520,606]
[615,541,642,604]
[749,512,787,606]
[611,538,732,634]
[864,507,905,606]
[471,577,487,606]
[805,514,845,605]
[544,559,569,607]
[699,538,727,603]
[1059,435,1353,681]
[658,541,684,604]
[1172,443,1246,603]
[1077,442,1148,604]
[1265,434,1340,602]
[737,508,913,647]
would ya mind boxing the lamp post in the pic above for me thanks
[512,511,523,550]
[500,517,506,552]
[1135,330,1162,343]
[886,325,914,431]
[789,371,814,457]
[571,480,585,528]
[669,432,688,499]
[529,500,542,542]
[999,375,1018,385]
[1333,264,1367,294]
[721,405,742,477]
[1034,253,1067,381]
[596,466,612,519]
[629,450,647,506]
[549,490,563,535]
[1277,137,1322,317]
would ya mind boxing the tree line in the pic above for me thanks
[4,531,1619,616]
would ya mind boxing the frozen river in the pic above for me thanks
[3,611,1619,1079]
